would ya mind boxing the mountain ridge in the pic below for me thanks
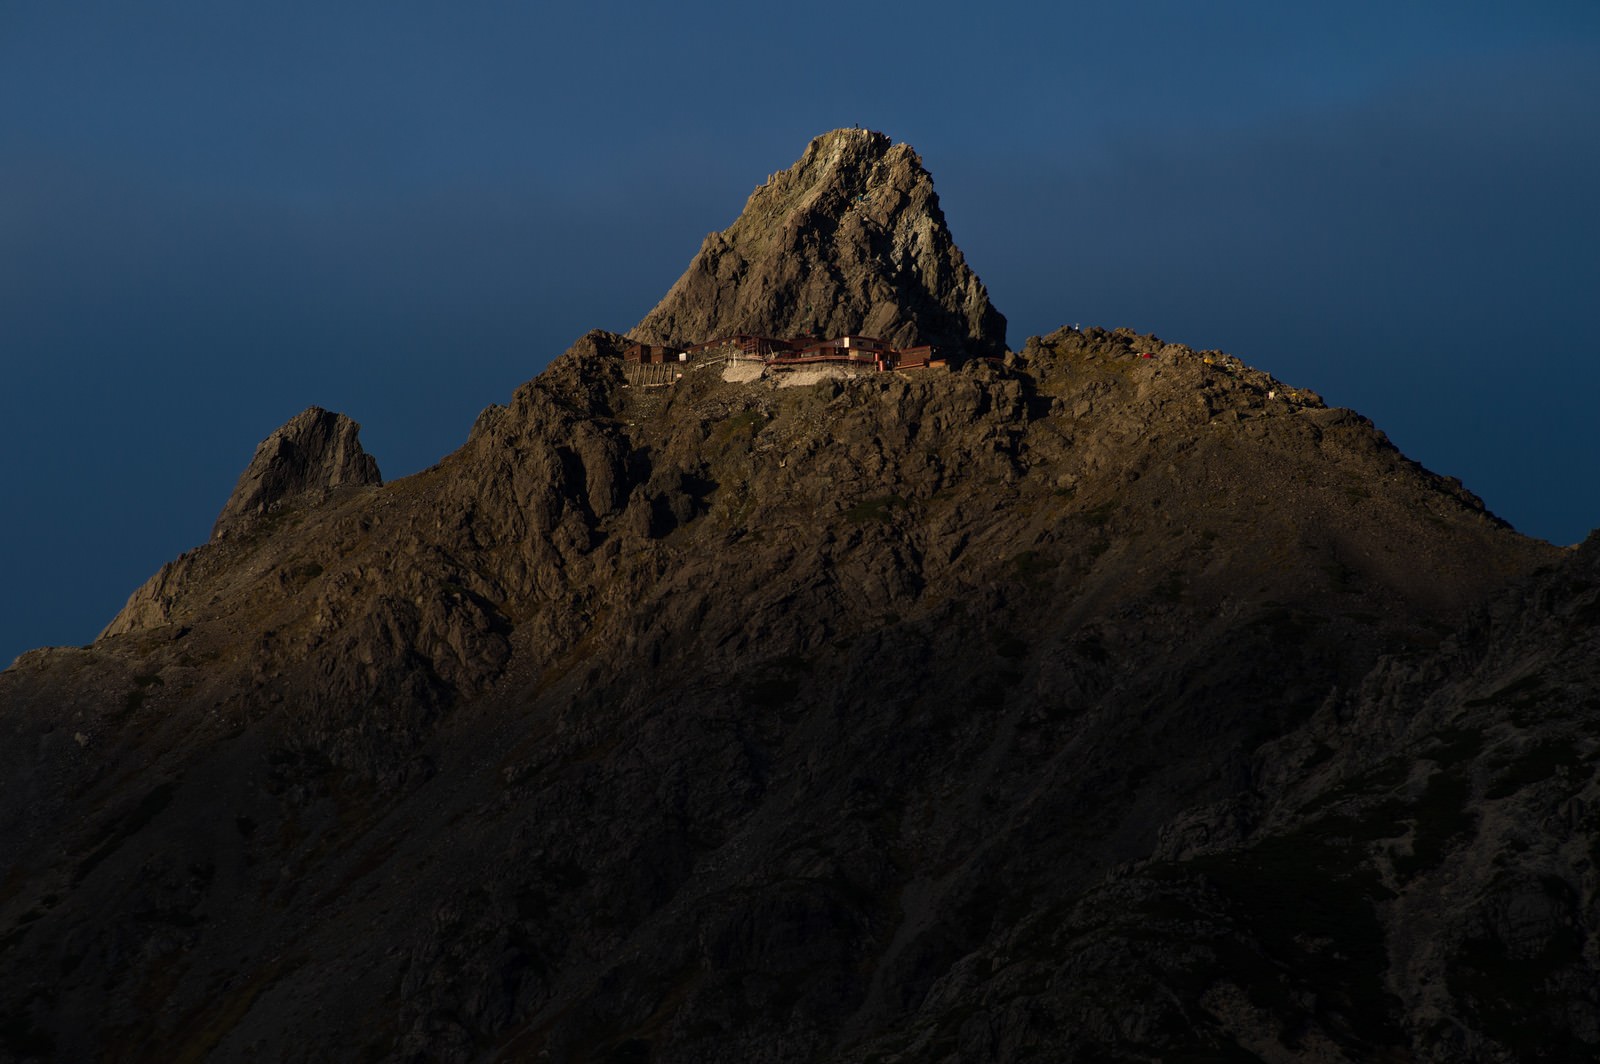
[1,131,1596,1062]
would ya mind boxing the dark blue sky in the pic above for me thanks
[4,2,1599,666]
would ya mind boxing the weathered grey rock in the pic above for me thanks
[211,406,381,539]
[633,128,1007,357]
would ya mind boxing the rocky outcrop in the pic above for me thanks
[98,407,384,638]
[633,128,1007,358]
[211,406,381,540]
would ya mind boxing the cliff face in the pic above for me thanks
[633,128,1007,357]
[211,405,382,541]
[1,132,1595,1063]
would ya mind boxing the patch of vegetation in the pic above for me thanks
[600,1038,651,1063]
[1153,570,1186,603]
[1446,917,1586,1056]
[515,858,589,922]
[1321,559,1359,594]
[1301,803,1412,846]
[1178,832,1404,1050]
[71,781,176,886]
[1300,741,1337,774]
[1464,672,1547,711]
[122,671,165,715]
[740,654,813,712]
[968,667,1024,711]
[0,1001,55,1058]
[1248,605,1327,644]
[1009,549,1058,582]
[710,409,769,447]
[1112,856,1378,1049]
[1465,671,1563,728]
[992,631,1029,660]
[1571,595,1600,627]
[165,951,308,1063]
[1423,725,1484,765]
[768,653,814,675]
[1393,769,1474,879]
[1072,626,1109,664]
[1485,741,1581,800]
[845,494,908,523]
[1300,757,1411,815]
[717,481,758,528]
[1081,500,1117,527]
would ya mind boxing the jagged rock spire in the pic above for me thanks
[211,406,381,540]
[633,128,1007,357]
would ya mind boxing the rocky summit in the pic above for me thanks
[633,128,1007,358]
[2,131,1597,1063]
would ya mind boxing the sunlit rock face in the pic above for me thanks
[633,128,1006,358]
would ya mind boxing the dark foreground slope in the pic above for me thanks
[2,326,1586,1062]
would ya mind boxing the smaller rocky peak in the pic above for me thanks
[211,407,381,540]
[474,331,630,445]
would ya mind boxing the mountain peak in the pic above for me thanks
[211,406,381,541]
[633,128,1006,357]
